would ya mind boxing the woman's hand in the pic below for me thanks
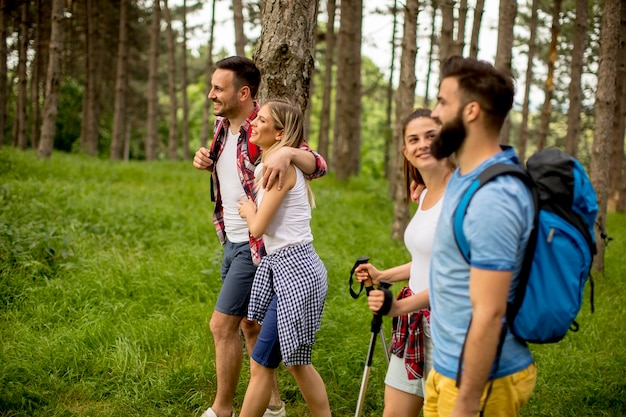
[354,263,381,285]
[238,199,257,219]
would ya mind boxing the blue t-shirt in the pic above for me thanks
[429,146,535,380]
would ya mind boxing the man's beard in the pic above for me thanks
[431,109,466,160]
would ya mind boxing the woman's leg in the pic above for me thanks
[382,384,424,417]
[286,364,331,417]
[239,359,275,417]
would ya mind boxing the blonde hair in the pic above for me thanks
[259,99,315,208]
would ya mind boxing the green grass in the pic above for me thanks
[1,147,625,416]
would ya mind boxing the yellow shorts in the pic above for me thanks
[423,363,537,417]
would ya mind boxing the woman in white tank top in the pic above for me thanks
[237,99,331,417]
[354,109,455,417]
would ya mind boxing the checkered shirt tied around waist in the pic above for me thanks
[248,242,328,365]
[390,286,431,379]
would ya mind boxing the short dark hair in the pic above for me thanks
[440,56,515,132]
[215,56,261,98]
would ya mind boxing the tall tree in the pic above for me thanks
[468,0,484,58]
[233,0,246,56]
[518,0,539,162]
[318,0,337,162]
[254,1,319,114]
[385,0,399,182]
[333,0,362,179]
[200,0,217,149]
[565,0,588,158]
[164,0,179,160]
[38,0,65,159]
[181,0,190,160]
[439,0,455,63]
[390,0,420,240]
[451,0,468,56]
[536,0,561,151]
[609,3,626,211]
[80,0,103,156]
[494,0,516,144]
[111,0,129,160]
[423,0,438,107]
[30,0,43,150]
[0,0,7,147]
[145,0,161,161]
[590,0,621,273]
[15,2,28,149]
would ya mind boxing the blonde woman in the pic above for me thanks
[238,99,331,417]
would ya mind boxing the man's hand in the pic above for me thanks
[237,199,256,219]
[261,147,293,191]
[193,147,215,171]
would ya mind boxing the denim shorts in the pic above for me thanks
[215,240,257,317]
[251,296,282,369]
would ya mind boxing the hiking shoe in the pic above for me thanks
[201,407,236,417]
[263,402,286,417]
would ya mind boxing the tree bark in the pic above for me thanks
[495,0,516,145]
[233,0,246,56]
[517,0,539,162]
[254,0,319,115]
[164,0,179,160]
[318,0,336,162]
[333,0,362,179]
[30,0,43,150]
[439,0,454,65]
[181,0,190,160]
[590,0,620,273]
[385,0,398,183]
[38,0,65,159]
[468,0,484,58]
[0,0,8,147]
[15,2,28,149]
[201,0,217,149]
[536,0,561,152]
[80,0,102,156]
[565,0,588,159]
[145,0,161,161]
[391,0,420,240]
[423,0,438,107]
[609,3,626,211]
[111,0,129,160]
[451,0,468,56]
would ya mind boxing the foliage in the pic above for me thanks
[1,148,625,416]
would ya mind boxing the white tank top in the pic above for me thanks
[257,165,313,254]
[216,129,249,243]
[404,188,443,295]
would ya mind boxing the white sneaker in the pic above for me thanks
[263,402,286,417]
[201,407,236,417]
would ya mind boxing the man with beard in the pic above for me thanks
[424,56,537,417]
[193,56,327,417]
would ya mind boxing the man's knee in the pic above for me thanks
[210,311,243,339]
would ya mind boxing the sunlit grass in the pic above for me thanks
[1,147,625,416]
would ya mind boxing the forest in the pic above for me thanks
[1,0,626,416]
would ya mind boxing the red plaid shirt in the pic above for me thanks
[389,286,431,379]
[209,102,327,266]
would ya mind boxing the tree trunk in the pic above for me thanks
[590,0,620,273]
[38,0,65,159]
[111,0,129,160]
[609,3,626,211]
[423,0,438,107]
[164,0,179,160]
[30,0,43,150]
[536,0,561,152]
[333,0,362,180]
[385,0,398,183]
[318,0,336,162]
[15,2,28,149]
[233,0,246,56]
[201,0,217,149]
[468,0,484,58]
[495,0,516,145]
[80,0,101,156]
[145,0,161,161]
[565,0,588,159]
[0,0,8,147]
[254,0,319,115]
[439,0,454,65]
[518,0,538,162]
[391,0,420,240]
[451,0,467,56]
[181,0,190,160]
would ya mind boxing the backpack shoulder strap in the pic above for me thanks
[453,163,535,263]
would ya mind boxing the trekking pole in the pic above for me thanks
[354,279,392,417]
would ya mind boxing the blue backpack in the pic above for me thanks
[453,147,598,343]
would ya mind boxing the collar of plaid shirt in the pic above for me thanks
[210,102,265,266]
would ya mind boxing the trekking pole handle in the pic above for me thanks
[349,256,370,299]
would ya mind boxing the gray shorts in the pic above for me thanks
[215,240,257,317]
[384,316,433,398]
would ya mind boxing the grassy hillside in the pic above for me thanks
[1,147,625,416]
